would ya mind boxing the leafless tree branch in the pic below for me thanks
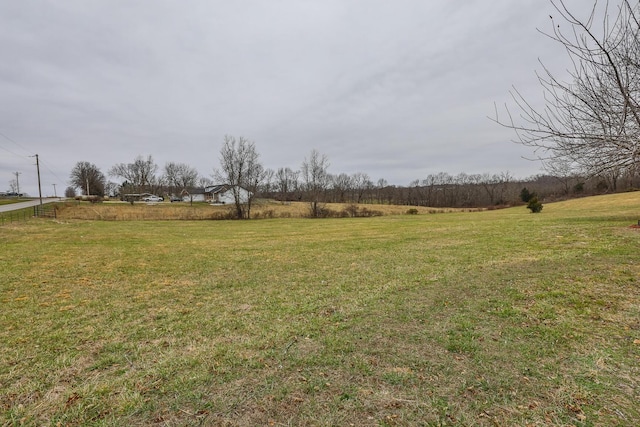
[492,0,640,179]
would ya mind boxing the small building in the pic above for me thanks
[180,188,207,202]
[180,185,251,204]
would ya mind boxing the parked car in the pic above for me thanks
[142,195,163,202]
[170,196,182,202]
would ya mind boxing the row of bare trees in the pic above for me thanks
[68,138,638,217]
[214,139,334,218]
[265,169,636,209]
[68,156,210,199]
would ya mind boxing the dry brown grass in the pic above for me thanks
[56,200,480,221]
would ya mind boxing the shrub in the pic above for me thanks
[526,197,543,213]
[343,204,383,218]
[359,207,382,217]
[308,207,338,218]
[520,187,535,203]
[255,209,275,219]
[211,209,237,220]
[344,204,360,217]
[406,208,419,215]
[573,182,585,194]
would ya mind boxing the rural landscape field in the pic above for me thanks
[1,193,639,426]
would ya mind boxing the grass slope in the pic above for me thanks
[1,193,639,426]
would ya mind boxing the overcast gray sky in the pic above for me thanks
[1,0,587,196]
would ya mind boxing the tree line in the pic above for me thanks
[68,133,639,219]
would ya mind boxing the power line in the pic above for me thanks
[0,142,29,160]
[0,130,33,157]
[0,129,66,185]
[38,157,66,186]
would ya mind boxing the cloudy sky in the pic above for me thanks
[1,0,587,196]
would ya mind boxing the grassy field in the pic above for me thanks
[0,206,38,226]
[1,193,639,426]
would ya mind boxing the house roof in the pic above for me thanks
[182,188,206,195]
[181,184,230,196]
[205,185,228,194]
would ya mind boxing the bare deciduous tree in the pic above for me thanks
[8,179,18,193]
[109,155,159,194]
[494,0,640,178]
[301,149,330,217]
[214,135,265,219]
[275,167,300,202]
[375,178,388,204]
[260,168,275,194]
[64,186,76,198]
[199,176,213,188]
[164,162,199,195]
[351,172,372,203]
[479,172,512,205]
[69,161,106,196]
[542,157,582,195]
[331,173,352,203]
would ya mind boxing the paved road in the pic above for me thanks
[0,198,64,213]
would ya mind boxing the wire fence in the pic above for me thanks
[0,204,57,226]
[34,204,57,219]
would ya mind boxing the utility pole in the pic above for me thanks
[34,154,42,206]
[13,171,21,195]
[52,183,57,198]
[86,177,90,196]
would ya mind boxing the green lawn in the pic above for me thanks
[0,198,31,206]
[1,193,639,426]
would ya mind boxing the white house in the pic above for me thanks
[180,188,207,202]
[181,185,251,204]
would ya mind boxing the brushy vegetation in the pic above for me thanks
[1,193,639,426]
[54,200,471,221]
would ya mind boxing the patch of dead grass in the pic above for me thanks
[55,200,474,221]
